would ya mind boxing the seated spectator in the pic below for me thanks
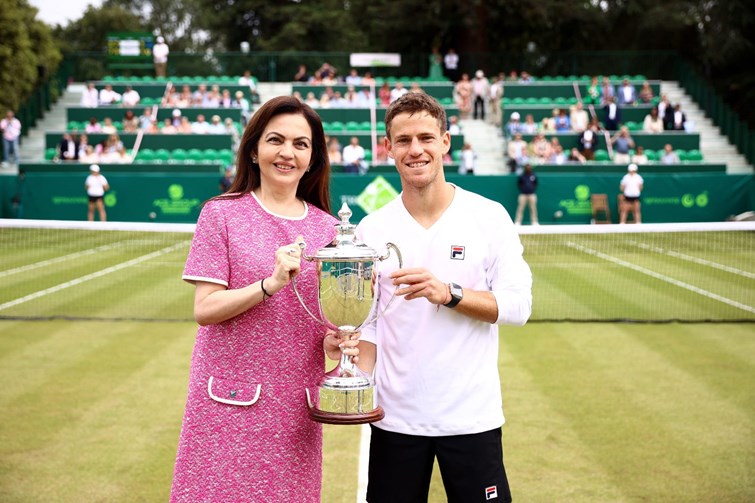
[292,91,303,102]
[409,82,424,94]
[579,118,602,160]
[80,82,99,108]
[170,108,183,127]
[549,144,567,165]
[98,84,121,106]
[378,83,391,106]
[599,76,615,106]
[204,85,221,107]
[603,95,621,131]
[58,133,79,161]
[519,71,533,83]
[109,145,132,164]
[102,133,123,156]
[549,137,562,154]
[224,118,241,151]
[177,85,193,107]
[505,112,522,137]
[319,93,332,108]
[617,79,637,105]
[145,117,160,133]
[643,107,664,133]
[238,70,257,90]
[355,87,375,108]
[343,87,358,107]
[77,134,90,159]
[345,69,362,86]
[520,113,539,134]
[293,64,309,82]
[327,137,342,165]
[220,89,233,107]
[191,114,210,134]
[138,107,153,130]
[304,92,319,108]
[161,118,178,134]
[361,72,376,86]
[568,148,587,164]
[540,114,555,133]
[638,81,654,104]
[330,91,348,108]
[668,104,687,131]
[507,70,518,81]
[390,82,408,103]
[177,116,193,133]
[459,142,477,175]
[207,115,226,134]
[192,84,208,105]
[631,145,649,165]
[316,62,338,83]
[101,117,117,134]
[610,126,635,164]
[529,133,552,163]
[122,110,139,133]
[376,136,392,164]
[232,91,251,125]
[554,108,571,132]
[85,117,102,133]
[163,86,179,107]
[121,85,141,107]
[79,145,99,164]
[570,102,589,132]
[448,115,461,135]
[342,136,367,174]
[506,132,529,172]
[661,143,680,164]
[586,76,600,103]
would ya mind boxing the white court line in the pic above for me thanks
[356,424,370,503]
[0,242,124,279]
[0,242,188,312]
[629,241,755,280]
[566,242,755,314]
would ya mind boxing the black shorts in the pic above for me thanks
[88,196,103,203]
[366,425,512,503]
[623,196,640,203]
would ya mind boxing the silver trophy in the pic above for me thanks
[293,203,401,425]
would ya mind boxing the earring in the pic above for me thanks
[252,156,258,163]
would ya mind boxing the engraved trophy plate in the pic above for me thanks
[294,203,401,425]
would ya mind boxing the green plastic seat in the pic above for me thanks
[153,149,171,162]
[686,149,703,161]
[345,121,360,131]
[202,148,220,162]
[45,148,57,160]
[525,97,539,105]
[170,148,188,162]
[187,148,204,162]
[67,121,81,131]
[624,121,639,131]
[538,97,552,105]
[512,97,525,105]
[644,149,658,161]
[358,121,372,131]
[677,150,689,161]
[137,149,156,162]
[329,121,344,132]
[594,149,610,161]
[452,150,462,162]
[363,149,372,161]
[219,150,235,165]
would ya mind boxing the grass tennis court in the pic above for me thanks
[1,223,753,501]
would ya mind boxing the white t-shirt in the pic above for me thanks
[153,42,169,63]
[356,185,532,436]
[342,144,365,164]
[85,174,109,197]
[620,173,644,197]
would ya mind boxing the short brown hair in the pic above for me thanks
[384,92,447,140]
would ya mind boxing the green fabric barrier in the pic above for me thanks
[45,132,233,151]
[502,80,661,99]
[518,132,700,151]
[7,172,752,224]
[292,83,455,100]
[67,107,243,123]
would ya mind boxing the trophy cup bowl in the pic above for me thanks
[293,203,401,425]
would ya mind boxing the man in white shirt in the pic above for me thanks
[1,110,22,167]
[80,82,99,108]
[472,69,490,121]
[121,85,141,107]
[443,48,459,82]
[341,136,367,174]
[153,36,169,77]
[389,82,408,103]
[356,92,532,503]
[98,84,121,106]
[191,114,210,134]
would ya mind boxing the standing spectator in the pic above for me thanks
[619,163,644,224]
[232,91,251,125]
[153,36,169,77]
[642,107,664,133]
[428,47,443,80]
[515,163,539,225]
[669,104,687,131]
[455,73,473,119]
[238,70,260,104]
[80,82,99,108]
[610,126,635,164]
[579,118,602,160]
[443,47,459,82]
[586,76,600,103]
[661,143,680,164]
[58,133,79,161]
[472,70,490,121]
[1,110,22,167]
[293,64,309,82]
[507,132,529,172]
[488,73,504,127]
[85,164,109,222]
[657,94,672,127]
[98,84,121,106]
[631,145,649,165]
[617,79,637,105]
[459,142,476,174]
[121,85,141,107]
[603,95,621,131]
[355,92,532,503]
[600,76,615,106]
[341,136,367,174]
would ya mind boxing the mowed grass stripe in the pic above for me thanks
[0,321,194,502]
[501,325,629,502]
[505,323,755,502]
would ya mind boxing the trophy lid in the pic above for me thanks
[310,203,379,261]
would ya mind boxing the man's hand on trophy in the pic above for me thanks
[267,236,304,294]
[323,330,360,363]
[390,268,450,305]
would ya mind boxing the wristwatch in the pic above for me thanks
[443,283,463,308]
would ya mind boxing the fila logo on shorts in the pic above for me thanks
[485,485,498,500]
[450,245,465,260]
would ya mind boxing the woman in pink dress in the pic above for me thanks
[454,73,473,119]
[171,96,356,502]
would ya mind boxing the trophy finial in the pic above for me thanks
[338,202,352,225]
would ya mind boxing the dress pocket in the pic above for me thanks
[207,376,261,406]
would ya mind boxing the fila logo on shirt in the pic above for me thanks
[485,485,498,500]
[450,245,465,260]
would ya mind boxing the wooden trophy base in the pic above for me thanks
[307,405,385,425]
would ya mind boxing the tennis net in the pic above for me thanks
[1,219,753,322]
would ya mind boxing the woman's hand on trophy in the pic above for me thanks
[390,267,450,305]
[267,235,305,293]
[324,330,360,363]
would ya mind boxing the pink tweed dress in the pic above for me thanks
[171,192,338,502]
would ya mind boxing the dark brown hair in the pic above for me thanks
[384,92,447,140]
[220,95,331,213]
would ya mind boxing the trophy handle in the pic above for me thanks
[369,242,403,324]
[291,241,334,329]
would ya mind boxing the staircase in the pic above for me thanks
[19,84,84,164]
[661,81,753,174]
[458,118,507,174]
